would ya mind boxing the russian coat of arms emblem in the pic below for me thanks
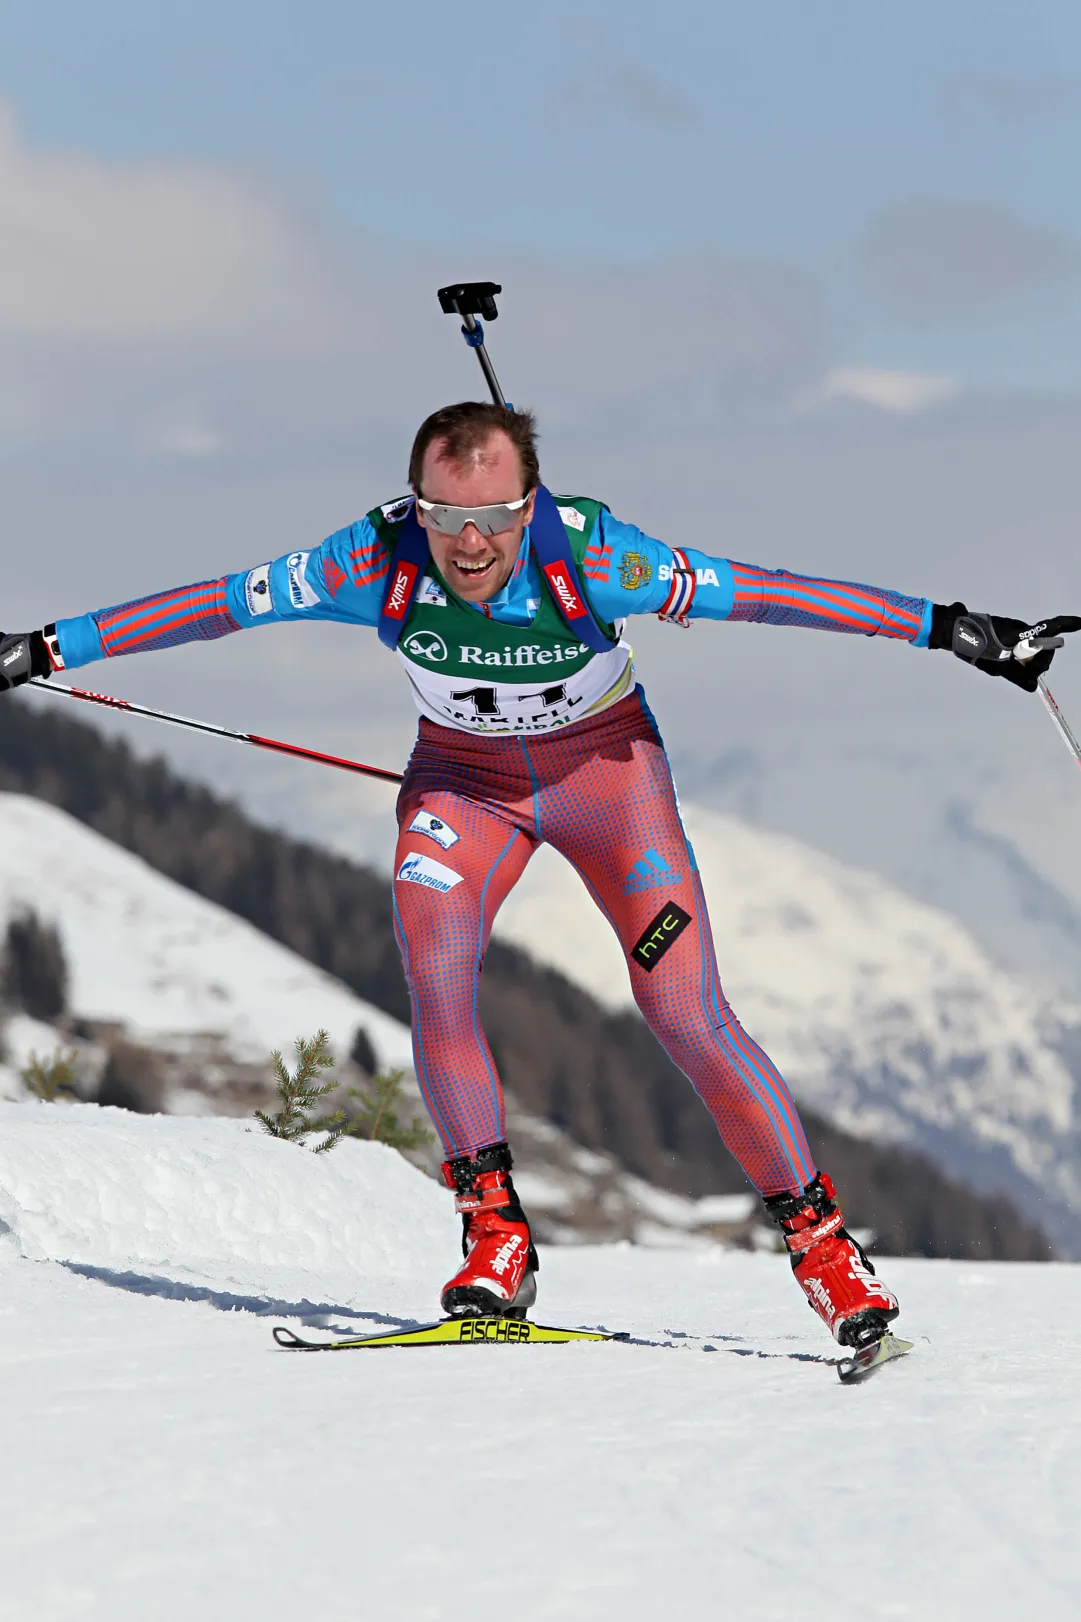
[618,552,652,590]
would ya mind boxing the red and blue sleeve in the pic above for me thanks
[584,510,933,646]
[53,518,392,670]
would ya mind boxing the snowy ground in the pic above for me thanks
[1,1106,1078,1621]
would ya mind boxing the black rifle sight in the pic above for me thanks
[437,282,501,322]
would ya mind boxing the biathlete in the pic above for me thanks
[2,400,1075,1352]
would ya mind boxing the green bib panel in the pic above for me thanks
[368,496,634,736]
[368,496,617,683]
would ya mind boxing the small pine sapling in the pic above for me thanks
[255,1030,347,1153]
[21,1048,79,1102]
[345,1068,433,1152]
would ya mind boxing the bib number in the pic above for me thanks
[449,683,577,723]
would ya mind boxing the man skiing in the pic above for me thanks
[1,399,1074,1353]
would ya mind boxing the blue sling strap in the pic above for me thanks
[377,487,615,653]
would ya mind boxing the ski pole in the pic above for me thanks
[437,282,509,407]
[1037,676,1081,773]
[27,678,404,785]
[1011,629,1081,775]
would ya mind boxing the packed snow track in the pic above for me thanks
[0,1105,1077,1621]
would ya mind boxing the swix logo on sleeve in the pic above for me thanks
[385,561,419,620]
[542,562,587,619]
[631,901,692,971]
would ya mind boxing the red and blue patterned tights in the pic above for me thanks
[392,688,816,1197]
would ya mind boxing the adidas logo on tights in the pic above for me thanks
[622,849,682,895]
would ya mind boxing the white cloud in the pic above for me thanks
[138,396,223,459]
[796,366,961,415]
[0,102,827,452]
[860,199,1078,323]
[0,102,349,348]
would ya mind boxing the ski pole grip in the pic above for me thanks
[1015,635,1065,662]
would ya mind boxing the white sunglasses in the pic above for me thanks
[415,493,531,537]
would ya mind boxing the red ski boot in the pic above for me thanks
[764,1172,899,1349]
[440,1142,538,1319]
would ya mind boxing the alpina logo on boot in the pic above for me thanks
[847,1254,895,1304]
[489,1235,524,1275]
[804,1276,837,1323]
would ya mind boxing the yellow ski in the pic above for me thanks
[273,1318,621,1351]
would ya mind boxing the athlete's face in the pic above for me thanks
[416,431,535,603]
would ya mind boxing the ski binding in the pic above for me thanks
[836,1332,914,1384]
[273,1317,623,1351]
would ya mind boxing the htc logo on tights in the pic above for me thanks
[631,902,692,971]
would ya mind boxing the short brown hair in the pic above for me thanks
[408,401,540,496]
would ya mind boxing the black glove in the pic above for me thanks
[929,602,1081,693]
[0,629,54,693]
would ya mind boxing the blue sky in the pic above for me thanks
[4,0,1081,388]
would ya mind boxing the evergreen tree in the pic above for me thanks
[350,1024,378,1075]
[255,1030,346,1154]
[21,1048,78,1101]
[2,909,68,1022]
[344,1068,433,1152]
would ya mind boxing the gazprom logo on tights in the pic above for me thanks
[631,901,692,972]
[396,853,464,894]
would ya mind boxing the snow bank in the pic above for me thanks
[0,1101,456,1285]
[0,792,413,1068]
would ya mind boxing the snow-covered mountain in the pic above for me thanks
[0,792,414,1072]
[493,804,1081,1255]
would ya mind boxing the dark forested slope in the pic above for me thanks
[0,696,1051,1260]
